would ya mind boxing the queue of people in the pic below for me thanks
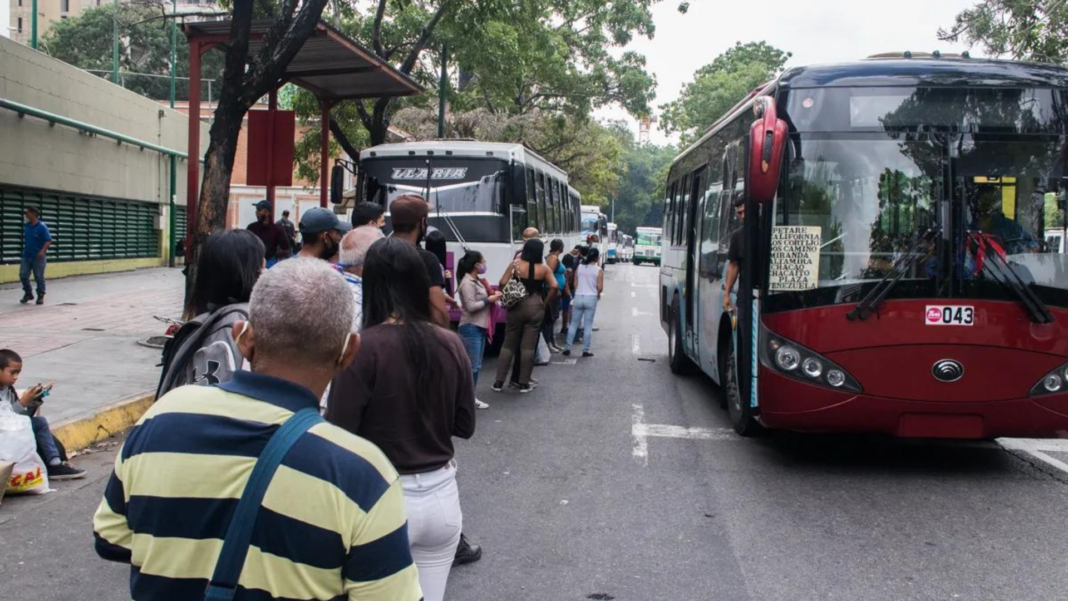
[94,193,605,601]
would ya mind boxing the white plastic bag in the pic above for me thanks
[0,402,49,495]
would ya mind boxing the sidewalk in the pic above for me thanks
[0,268,183,430]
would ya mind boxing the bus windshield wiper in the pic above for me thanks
[970,233,1054,324]
[847,227,940,322]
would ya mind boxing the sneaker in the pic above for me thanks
[19,294,33,304]
[549,344,564,353]
[562,349,571,356]
[529,377,539,386]
[509,378,538,390]
[48,463,86,481]
[491,381,504,392]
[475,399,489,409]
[35,294,44,305]
[517,384,534,394]
[454,533,483,566]
[534,359,550,366]
[582,351,595,358]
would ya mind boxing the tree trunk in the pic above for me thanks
[369,98,392,146]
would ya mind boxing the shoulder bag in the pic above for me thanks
[499,262,529,309]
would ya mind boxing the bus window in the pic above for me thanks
[667,181,678,244]
[527,168,539,232]
[536,171,547,232]
[718,148,739,255]
[549,178,559,234]
[678,173,691,246]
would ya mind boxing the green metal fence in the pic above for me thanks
[0,186,160,264]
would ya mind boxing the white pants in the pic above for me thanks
[400,460,462,601]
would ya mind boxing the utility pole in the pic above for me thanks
[437,44,447,139]
[168,0,177,267]
[30,0,37,49]
[112,0,120,84]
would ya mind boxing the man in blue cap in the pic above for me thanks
[246,200,291,267]
[298,207,352,263]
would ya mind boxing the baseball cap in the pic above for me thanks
[299,207,342,234]
[389,194,434,227]
[253,200,272,211]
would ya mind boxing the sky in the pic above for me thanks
[596,0,984,145]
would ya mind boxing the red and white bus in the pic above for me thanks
[660,54,1068,439]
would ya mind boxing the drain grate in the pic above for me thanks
[82,328,105,331]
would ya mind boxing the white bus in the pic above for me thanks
[633,226,663,265]
[580,204,608,265]
[354,140,583,331]
[606,223,620,263]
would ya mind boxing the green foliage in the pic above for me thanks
[659,41,790,145]
[40,3,224,101]
[614,141,677,235]
[939,0,1068,63]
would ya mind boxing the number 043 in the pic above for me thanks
[925,305,975,326]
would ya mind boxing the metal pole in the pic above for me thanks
[168,0,177,267]
[437,44,447,139]
[267,89,277,220]
[30,0,37,49]
[186,40,202,265]
[320,100,331,207]
[112,0,119,84]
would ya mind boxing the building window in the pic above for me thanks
[17,0,22,7]
[17,17,22,32]
[61,0,69,11]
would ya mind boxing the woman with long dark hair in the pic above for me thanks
[491,238,558,393]
[564,247,604,357]
[457,250,501,409]
[425,228,457,305]
[327,237,475,601]
[158,229,265,397]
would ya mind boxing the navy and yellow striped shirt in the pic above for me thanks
[93,370,423,601]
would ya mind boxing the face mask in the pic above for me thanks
[319,235,338,260]
[478,263,488,275]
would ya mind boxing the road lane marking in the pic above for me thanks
[630,283,656,288]
[631,291,636,298]
[632,307,653,317]
[999,438,1068,476]
[631,334,641,355]
[632,404,648,466]
[633,423,737,441]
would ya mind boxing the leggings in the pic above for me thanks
[496,294,544,385]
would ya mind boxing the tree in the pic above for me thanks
[40,2,224,101]
[939,0,1068,63]
[183,0,334,315]
[660,41,790,144]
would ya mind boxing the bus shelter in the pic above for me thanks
[181,19,423,260]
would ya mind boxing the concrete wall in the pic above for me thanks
[0,35,208,282]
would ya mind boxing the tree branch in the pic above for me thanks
[356,101,373,131]
[372,0,388,58]
[398,0,450,75]
[329,115,360,161]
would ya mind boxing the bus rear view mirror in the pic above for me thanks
[748,96,788,204]
[330,164,345,205]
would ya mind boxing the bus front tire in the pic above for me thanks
[723,339,764,437]
[668,300,696,376]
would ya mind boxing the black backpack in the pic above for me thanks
[155,304,249,400]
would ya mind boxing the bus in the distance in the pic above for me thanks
[620,234,634,262]
[633,226,662,265]
[660,54,1068,439]
[581,204,608,264]
[606,223,620,263]
[354,140,582,336]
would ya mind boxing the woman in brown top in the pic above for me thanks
[491,238,558,393]
[327,237,475,601]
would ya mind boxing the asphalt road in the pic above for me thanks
[4,263,1068,601]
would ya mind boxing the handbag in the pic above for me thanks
[499,262,529,309]
[204,408,323,601]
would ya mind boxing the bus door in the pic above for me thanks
[685,167,706,353]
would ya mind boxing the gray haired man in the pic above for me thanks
[94,258,423,600]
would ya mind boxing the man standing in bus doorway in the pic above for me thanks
[20,207,52,305]
[723,195,746,315]
[247,200,291,268]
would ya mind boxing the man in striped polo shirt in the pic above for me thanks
[93,258,423,601]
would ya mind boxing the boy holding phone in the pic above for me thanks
[0,349,85,480]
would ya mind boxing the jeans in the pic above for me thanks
[19,256,46,296]
[566,295,599,353]
[30,416,60,464]
[400,461,462,601]
[458,324,487,387]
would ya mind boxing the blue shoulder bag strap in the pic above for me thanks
[204,407,323,601]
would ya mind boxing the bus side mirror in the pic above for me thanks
[330,164,345,205]
[748,96,788,204]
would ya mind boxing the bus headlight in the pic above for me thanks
[762,325,861,393]
[802,357,823,379]
[775,346,801,371]
[1030,362,1068,396]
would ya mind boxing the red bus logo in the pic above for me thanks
[926,307,942,322]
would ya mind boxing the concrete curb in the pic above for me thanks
[51,392,154,452]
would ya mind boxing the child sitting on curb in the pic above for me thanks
[0,349,86,481]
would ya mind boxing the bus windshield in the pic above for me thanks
[772,127,1068,308]
[581,215,599,233]
[361,158,508,214]
[637,231,662,246]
